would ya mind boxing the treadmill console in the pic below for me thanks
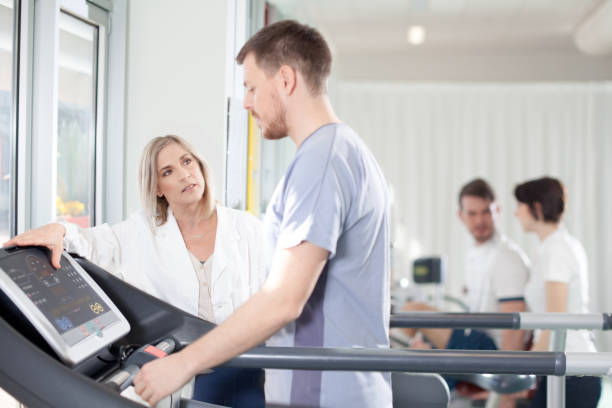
[0,246,130,366]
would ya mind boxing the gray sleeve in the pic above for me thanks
[276,155,348,258]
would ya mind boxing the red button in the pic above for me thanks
[144,345,167,358]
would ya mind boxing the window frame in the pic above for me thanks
[14,0,32,237]
[14,0,125,234]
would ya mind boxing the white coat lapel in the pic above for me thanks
[154,210,199,314]
[211,206,240,288]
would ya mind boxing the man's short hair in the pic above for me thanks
[236,20,332,96]
[514,177,565,222]
[458,178,496,208]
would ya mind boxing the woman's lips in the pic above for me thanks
[182,184,196,192]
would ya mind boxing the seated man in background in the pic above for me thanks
[404,178,530,352]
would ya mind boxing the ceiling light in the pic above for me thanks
[407,25,426,45]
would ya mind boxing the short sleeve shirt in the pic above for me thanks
[464,234,530,346]
[263,123,392,408]
[525,226,596,352]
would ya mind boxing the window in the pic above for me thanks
[56,12,97,227]
[0,0,13,242]
[0,0,123,404]
[28,0,114,229]
[258,137,295,214]
[0,1,22,404]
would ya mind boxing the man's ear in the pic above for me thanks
[457,210,465,224]
[491,202,501,215]
[278,64,297,95]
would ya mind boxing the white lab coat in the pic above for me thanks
[62,206,266,324]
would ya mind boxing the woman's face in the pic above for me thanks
[514,202,537,232]
[156,142,205,208]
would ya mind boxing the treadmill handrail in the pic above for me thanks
[391,312,612,330]
[224,346,612,377]
[223,346,569,375]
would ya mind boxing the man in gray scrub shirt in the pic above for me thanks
[134,20,392,408]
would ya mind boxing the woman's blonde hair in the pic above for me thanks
[139,135,215,226]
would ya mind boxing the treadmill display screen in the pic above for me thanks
[2,250,119,346]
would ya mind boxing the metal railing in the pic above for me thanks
[389,311,612,407]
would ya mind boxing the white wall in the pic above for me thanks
[124,0,228,215]
[334,51,612,82]
[330,81,612,350]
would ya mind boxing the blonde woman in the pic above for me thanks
[5,135,266,407]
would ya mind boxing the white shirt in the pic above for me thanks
[62,206,266,324]
[188,252,215,323]
[525,226,596,352]
[464,233,530,346]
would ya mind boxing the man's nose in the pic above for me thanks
[243,94,253,111]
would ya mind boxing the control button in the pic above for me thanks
[143,345,167,358]
[87,321,102,337]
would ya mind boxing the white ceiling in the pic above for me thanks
[269,0,607,55]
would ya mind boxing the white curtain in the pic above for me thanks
[330,81,612,350]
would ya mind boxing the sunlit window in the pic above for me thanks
[259,137,295,214]
[0,0,13,243]
[0,5,25,407]
[56,12,97,227]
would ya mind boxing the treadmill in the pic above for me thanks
[0,245,221,407]
[0,246,573,408]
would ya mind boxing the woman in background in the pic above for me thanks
[514,176,600,408]
[5,135,266,408]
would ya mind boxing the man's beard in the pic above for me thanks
[263,118,288,140]
[261,94,288,140]
[473,227,494,243]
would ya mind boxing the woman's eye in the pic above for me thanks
[162,170,171,177]
[184,158,192,165]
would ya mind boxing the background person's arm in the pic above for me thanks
[133,241,329,406]
[498,299,527,350]
[400,302,452,349]
[531,281,568,351]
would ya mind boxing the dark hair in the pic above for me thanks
[458,178,496,208]
[236,20,332,96]
[514,177,565,223]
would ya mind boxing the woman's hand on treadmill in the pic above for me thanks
[133,351,195,406]
[3,223,67,269]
